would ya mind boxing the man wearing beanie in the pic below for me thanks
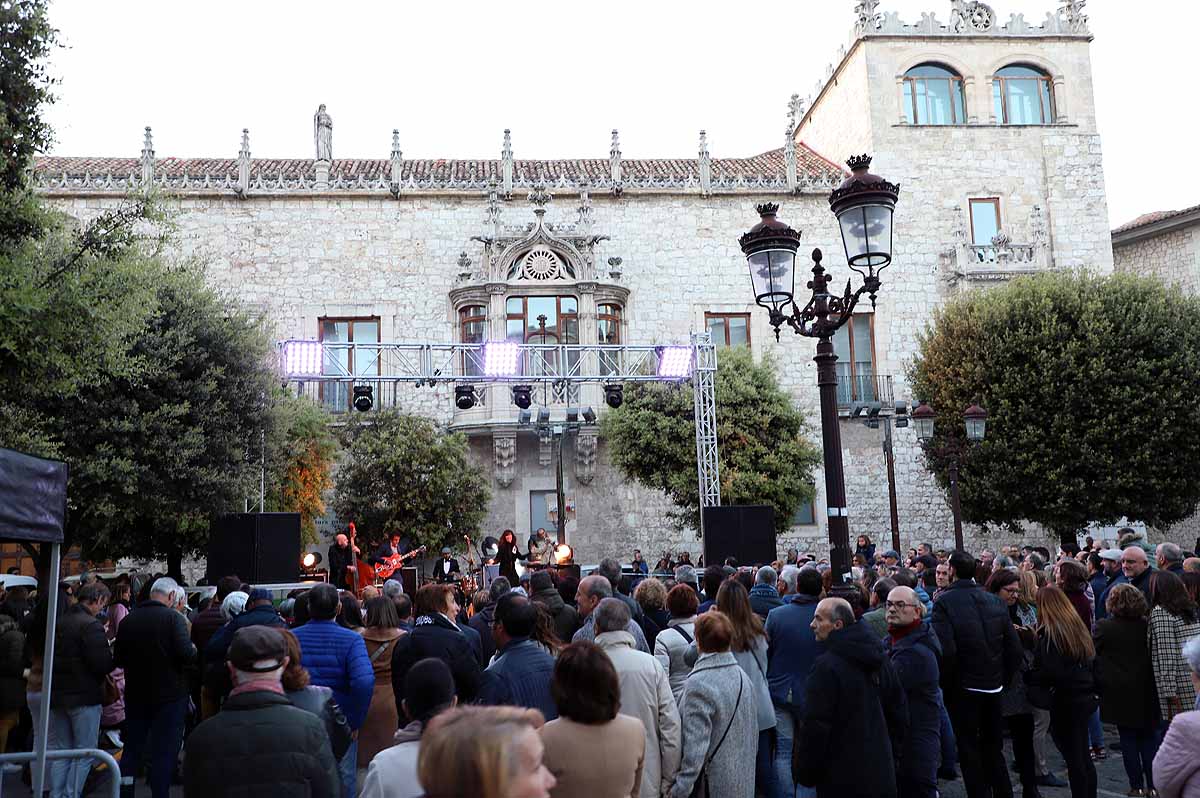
[360,658,458,798]
[183,627,338,798]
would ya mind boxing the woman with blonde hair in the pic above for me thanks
[1027,585,1098,798]
[418,705,555,798]
[1016,570,1039,627]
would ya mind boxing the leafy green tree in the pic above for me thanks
[332,411,491,555]
[909,271,1200,545]
[264,393,337,546]
[601,345,821,536]
[0,0,59,244]
[43,264,278,574]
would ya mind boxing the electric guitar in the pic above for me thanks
[374,546,427,579]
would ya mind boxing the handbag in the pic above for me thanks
[689,672,744,798]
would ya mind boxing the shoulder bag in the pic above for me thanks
[689,670,744,798]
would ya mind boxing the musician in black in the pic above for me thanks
[328,532,359,591]
[434,547,460,584]
[370,533,408,566]
[496,529,525,585]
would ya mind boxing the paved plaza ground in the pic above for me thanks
[0,728,1147,797]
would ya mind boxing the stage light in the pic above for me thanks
[537,408,550,425]
[282,340,323,377]
[566,407,579,422]
[300,551,322,571]
[604,384,624,409]
[484,341,521,376]
[352,385,374,412]
[512,384,533,409]
[657,346,693,378]
[555,543,574,565]
[582,407,597,424]
[518,408,532,425]
[455,385,476,410]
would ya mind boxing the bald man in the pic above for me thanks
[797,598,907,797]
[1184,557,1200,574]
[886,587,941,798]
[1121,546,1152,600]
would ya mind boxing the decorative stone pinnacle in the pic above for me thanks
[391,129,401,159]
[502,129,512,156]
[240,128,251,157]
[698,130,709,155]
[142,126,154,157]
[610,129,620,157]
[528,181,552,211]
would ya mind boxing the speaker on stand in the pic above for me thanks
[701,505,777,567]
[205,513,301,585]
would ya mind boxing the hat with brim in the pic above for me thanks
[1098,549,1123,562]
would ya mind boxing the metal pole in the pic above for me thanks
[32,541,62,797]
[815,337,852,583]
[260,427,266,513]
[883,417,901,554]
[555,430,566,546]
[949,458,964,551]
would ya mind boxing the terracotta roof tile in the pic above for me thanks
[1112,203,1200,235]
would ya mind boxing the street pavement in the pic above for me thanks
[0,731,1140,796]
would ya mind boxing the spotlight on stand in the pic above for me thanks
[582,407,597,424]
[352,385,374,412]
[537,408,550,425]
[518,408,532,425]
[300,551,323,572]
[512,384,533,409]
[865,401,882,428]
[455,385,476,410]
[604,384,624,409]
[281,340,323,378]
[484,341,522,377]
[894,400,910,428]
[554,543,574,565]
[656,346,694,378]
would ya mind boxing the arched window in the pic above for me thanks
[993,65,1055,125]
[902,64,966,125]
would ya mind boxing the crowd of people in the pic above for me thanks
[5,526,1200,798]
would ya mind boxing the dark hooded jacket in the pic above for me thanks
[930,578,1022,692]
[467,602,498,664]
[530,586,579,643]
[885,622,942,793]
[796,620,908,798]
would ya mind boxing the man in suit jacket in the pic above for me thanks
[434,548,461,584]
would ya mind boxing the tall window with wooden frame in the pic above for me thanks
[319,316,380,411]
[832,313,875,406]
[992,65,1055,125]
[598,303,622,376]
[902,64,966,125]
[505,296,579,401]
[705,312,751,349]
[460,305,487,377]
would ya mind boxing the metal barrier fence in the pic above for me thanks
[0,749,120,798]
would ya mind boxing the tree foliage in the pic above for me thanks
[601,345,821,535]
[264,393,337,546]
[331,411,491,554]
[0,0,59,244]
[909,271,1200,541]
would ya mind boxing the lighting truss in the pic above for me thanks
[277,335,723,538]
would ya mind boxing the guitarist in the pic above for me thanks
[370,532,409,566]
[434,547,461,584]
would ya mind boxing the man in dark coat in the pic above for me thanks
[190,575,242,654]
[796,597,908,798]
[183,626,338,798]
[1121,546,1153,602]
[467,577,509,664]
[885,586,942,798]
[327,533,358,591]
[203,589,288,704]
[434,547,461,584]
[478,594,557,719]
[749,566,783,620]
[529,570,578,641]
[115,577,197,798]
[931,551,1023,798]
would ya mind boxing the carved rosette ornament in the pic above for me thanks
[950,0,996,32]
[493,433,517,487]
[575,431,598,485]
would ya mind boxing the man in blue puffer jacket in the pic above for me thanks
[292,584,373,798]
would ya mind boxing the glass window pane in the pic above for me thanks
[902,82,916,125]
[506,297,523,314]
[792,498,815,526]
[852,316,874,400]
[833,326,852,404]
[707,317,726,347]
[993,81,1003,124]
[322,321,348,343]
[562,317,579,344]
[354,321,378,343]
[907,64,957,78]
[527,297,556,338]
[727,316,749,347]
[914,80,928,123]
[925,79,952,125]
[560,297,578,315]
[1006,79,1044,124]
[506,319,524,343]
[952,81,965,123]
[1040,80,1054,122]
[997,65,1044,78]
[970,200,1000,244]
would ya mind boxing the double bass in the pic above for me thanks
[346,522,374,596]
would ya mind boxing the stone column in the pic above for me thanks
[314,160,331,190]
[964,76,979,124]
[1052,76,1068,124]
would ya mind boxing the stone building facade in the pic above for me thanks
[33,0,1114,564]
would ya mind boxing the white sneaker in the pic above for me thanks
[104,729,123,749]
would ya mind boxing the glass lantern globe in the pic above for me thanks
[828,155,900,280]
[964,404,988,442]
[739,203,801,320]
[912,401,936,443]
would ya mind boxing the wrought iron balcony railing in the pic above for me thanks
[837,373,893,409]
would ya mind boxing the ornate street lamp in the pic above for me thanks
[912,402,989,550]
[740,155,900,583]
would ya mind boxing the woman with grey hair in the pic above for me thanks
[1153,635,1200,797]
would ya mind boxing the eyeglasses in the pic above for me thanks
[885,601,917,610]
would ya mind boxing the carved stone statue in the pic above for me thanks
[313,104,332,161]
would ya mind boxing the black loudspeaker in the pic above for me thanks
[206,513,301,585]
[701,505,777,567]
[398,566,419,597]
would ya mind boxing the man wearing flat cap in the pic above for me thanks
[183,627,339,798]
[434,546,460,584]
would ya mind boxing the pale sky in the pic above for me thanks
[43,0,1194,228]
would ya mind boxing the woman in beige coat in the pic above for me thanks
[358,597,406,766]
[541,642,645,798]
